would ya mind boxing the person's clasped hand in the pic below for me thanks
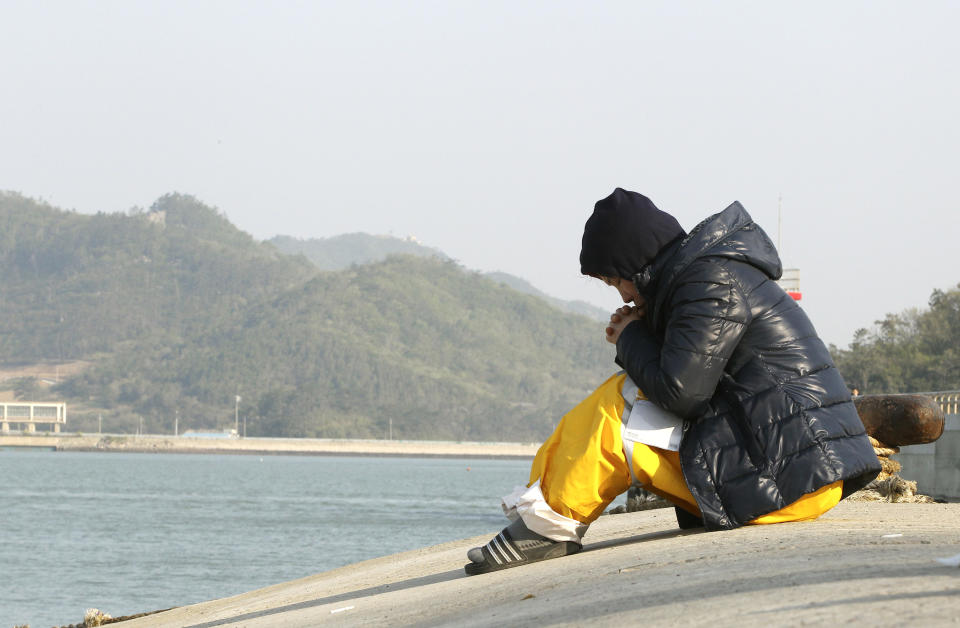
[605,304,643,344]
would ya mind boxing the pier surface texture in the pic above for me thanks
[118,501,960,627]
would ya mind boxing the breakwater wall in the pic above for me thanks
[898,411,960,501]
[0,433,539,459]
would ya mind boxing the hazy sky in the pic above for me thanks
[2,1,957,348]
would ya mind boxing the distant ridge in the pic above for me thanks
[483,272,607,321]
[267,233,449,270]
[269,233,607,321]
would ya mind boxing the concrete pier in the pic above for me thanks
[116,501,960,627]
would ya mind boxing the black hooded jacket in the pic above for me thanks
[585,196,880,530]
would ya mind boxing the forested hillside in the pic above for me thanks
[0,192,614,441]
[0,192,312,360]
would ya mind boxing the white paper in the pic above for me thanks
[622,399,684,451]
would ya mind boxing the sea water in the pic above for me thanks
[0,449,536,627]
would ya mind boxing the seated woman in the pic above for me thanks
[465,189,880,575]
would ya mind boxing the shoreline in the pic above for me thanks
[0,433,539,459]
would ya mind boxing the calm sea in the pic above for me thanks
[0,449,541,628]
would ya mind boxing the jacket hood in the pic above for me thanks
[579,188,687,279]
[639,201,782,297]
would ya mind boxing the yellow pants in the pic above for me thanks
[529,373,842,526]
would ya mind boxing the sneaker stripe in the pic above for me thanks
[485,537,510,565]
[491,535,516,563]
[497,532,524,562]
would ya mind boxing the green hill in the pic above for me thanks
[0,192,312,361]
[1,191,615,441]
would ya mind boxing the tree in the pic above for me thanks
[833,283,960,394]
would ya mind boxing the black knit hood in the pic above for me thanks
[579,188,686,279]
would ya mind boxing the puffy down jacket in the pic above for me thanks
[615,202,880,530]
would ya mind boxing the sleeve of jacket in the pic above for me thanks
[616,262,752,420]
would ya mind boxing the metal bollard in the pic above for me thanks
[853,394,945,447]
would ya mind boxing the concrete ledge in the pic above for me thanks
[117,501,960,627]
